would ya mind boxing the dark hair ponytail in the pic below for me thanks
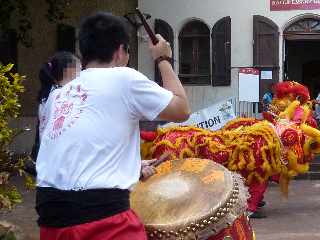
[38,51,78,103]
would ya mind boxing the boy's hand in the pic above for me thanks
[149,34,172,60]
[141,160,157,181]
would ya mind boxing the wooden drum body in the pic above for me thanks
[131,158,254,240]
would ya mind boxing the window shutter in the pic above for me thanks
[253,16,279,108]
[154,19,174,85]
[253,15,279,68]
[0,30,18,69]
[212,16,231,86]
[57,24,76,53]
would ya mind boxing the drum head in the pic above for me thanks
[131,158,237,237]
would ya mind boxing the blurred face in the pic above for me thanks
[62,59,82,84]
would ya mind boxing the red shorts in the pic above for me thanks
[40,209,147,240]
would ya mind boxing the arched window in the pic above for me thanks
[179,20,210,85]
[284,17,320,40]
[285,18,320,33]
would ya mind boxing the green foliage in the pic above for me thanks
[24,175,36,190]
[0,63,29,210]
[0,221,19,240]
[0,64,24,149]
[0,232,17,240]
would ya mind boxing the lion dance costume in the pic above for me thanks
[263,81,317,128]
[141,81,320,214]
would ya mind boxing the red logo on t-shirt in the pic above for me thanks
[48,84,88,139]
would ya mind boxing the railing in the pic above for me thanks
[230,98,261,119]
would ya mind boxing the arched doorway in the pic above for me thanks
[283,16,320,98]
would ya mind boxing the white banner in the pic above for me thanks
[163,99,236,131]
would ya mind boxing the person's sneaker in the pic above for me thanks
[258,200,266,208]
[247,210,267,219]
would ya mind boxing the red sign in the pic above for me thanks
[239,68,259,75]
[271,0,320,11]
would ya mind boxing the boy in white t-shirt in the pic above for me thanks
[36,12,190,240]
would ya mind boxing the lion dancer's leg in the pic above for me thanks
[270,174,280,183]
[247,181,268,218]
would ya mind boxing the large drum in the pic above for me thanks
[131,158,255,240]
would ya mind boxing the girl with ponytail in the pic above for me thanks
[30,52,81,170]
[38,51,81,103]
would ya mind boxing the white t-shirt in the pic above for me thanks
[36,67,173,190]
[38,101,48,141]
[38,88,61,141]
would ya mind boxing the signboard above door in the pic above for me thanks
[270,0,320,11]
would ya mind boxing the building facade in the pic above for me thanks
[138,0,320,112]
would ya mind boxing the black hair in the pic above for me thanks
[38,51,78,103]
[79,12,130,66]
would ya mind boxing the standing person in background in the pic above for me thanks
[262,89,273,112]
[36,52,81,143]
[36,12,190,240]
[28,52,81,176]
[314,93,320,127]
[261,84,275,124]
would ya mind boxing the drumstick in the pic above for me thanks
[151,152,171,167]
[135,8,159,45]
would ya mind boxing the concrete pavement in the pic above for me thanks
[251,180,320,240]
[1,178,320,240]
